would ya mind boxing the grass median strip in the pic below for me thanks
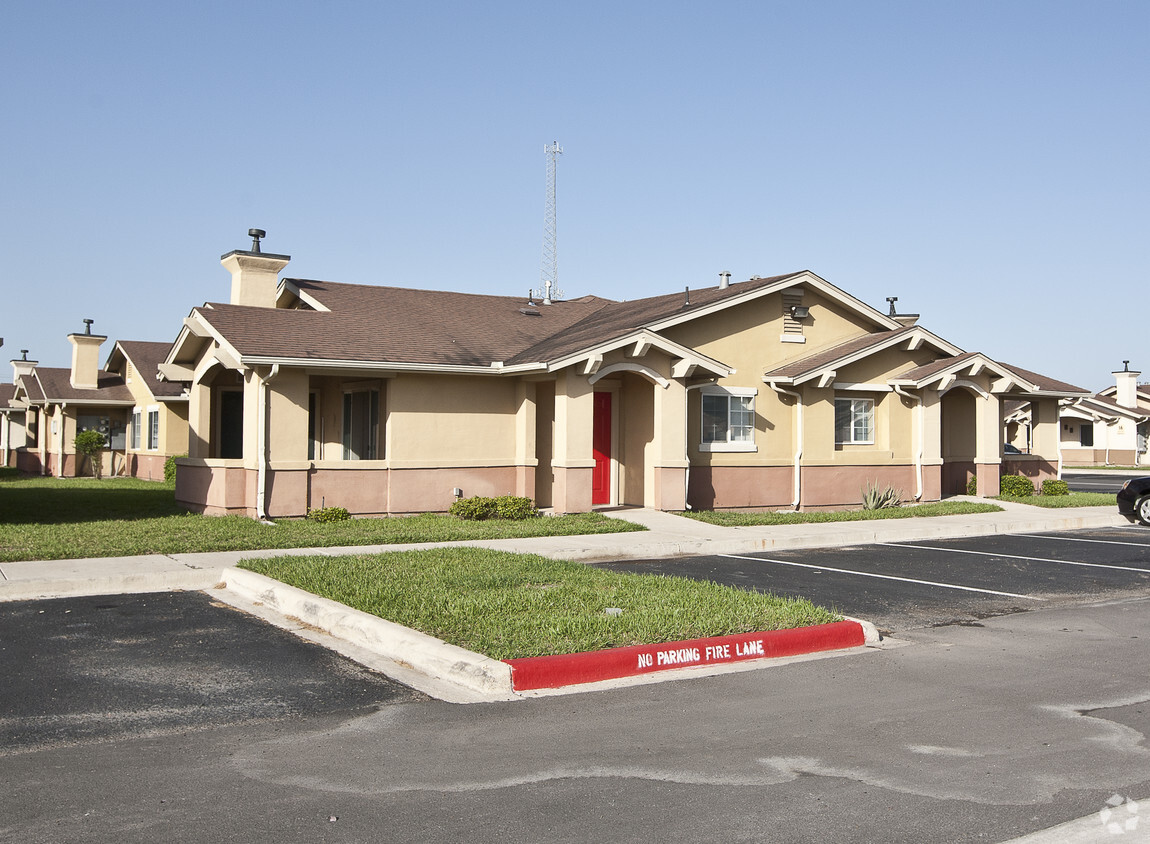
[0,477,643,562]
[238,548,841,660]
[677,500,1004,527]
[996,492,1116,508]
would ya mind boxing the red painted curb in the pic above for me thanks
[503,620,866,691]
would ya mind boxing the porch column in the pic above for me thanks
[186,379,212,459]
[652,378,688,510]
[514,381,538,500]
[551,368,595,513]
[974,393,1002,497]
[920,389,943,501]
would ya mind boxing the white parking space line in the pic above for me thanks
[1010,533,1150,549]
[719,554,1044,600]
[880,542,1150,575]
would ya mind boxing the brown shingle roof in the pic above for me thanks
[31,368,134,404]
[196,274,801,368]
[114,341,186,398]
[198,282,611,366]
[997,362,1088,395]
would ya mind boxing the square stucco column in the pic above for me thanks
[515,381,537,499]
[975,392,1002,497]
[652,378,688,510]
[551,369,595,513]
[1031,397,1059,460]
[187,380,212,458]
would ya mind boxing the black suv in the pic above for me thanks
[1117,477,1150,526]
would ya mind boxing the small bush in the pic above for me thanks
[999,475,1035,497]
[450,495,538,520]
[861,482,902,510]
[966,474,978,496]
[306,506,351,523]
[1041,479,1070,496]
[164,453,186,484]
[74,429,107,479]
[449,497,498,520]
[494,495,539,520]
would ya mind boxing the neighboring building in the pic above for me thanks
[1,381,28,468]
[162,234,1088,518]
[11,327,188,479]
[1059,364,1150,466]
[105,341,190,480]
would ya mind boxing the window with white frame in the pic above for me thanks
[131,409,141,450]
[700,387,756,452]
[147,409,160,450]
[835,397,874,445]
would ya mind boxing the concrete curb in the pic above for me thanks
[503,621,867,691]
[0,567,222,602]
[220,567,516,699]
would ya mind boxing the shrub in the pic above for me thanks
[1041,479,1070,496]
[450,495,538,520]
[999,475,1035,497]
[861,482,902,510]
[966,474,978,496]
[164,453,186,484]
[493,495,539,520]
[306,506,351,523]
[74,429,107,479]
[449,497,498,520]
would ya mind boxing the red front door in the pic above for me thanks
[592,392,612,506]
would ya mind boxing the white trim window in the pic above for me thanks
[835,397,874,445]
[700,387,757,452]
[147,408,160,451]
[131,409,141,450]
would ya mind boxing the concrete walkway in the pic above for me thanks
[0,499,1129,603]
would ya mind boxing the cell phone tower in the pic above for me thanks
[536,140,563,304]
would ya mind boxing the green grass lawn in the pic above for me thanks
[0,476,643,562]
[238,548,842,659]
[997,491,1116,508]
[678,500,1004,527]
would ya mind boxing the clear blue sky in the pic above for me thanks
[3,1,1146,393]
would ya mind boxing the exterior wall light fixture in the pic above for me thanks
[790,305,810,319]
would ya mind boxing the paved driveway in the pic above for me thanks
[0,591,425,755]
[595,525,1150,634]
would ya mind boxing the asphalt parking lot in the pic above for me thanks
[595,524,1150,634]
[1065,471,1140,494]
[0,591,425,756]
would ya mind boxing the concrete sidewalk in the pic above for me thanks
[0,499,1129,603]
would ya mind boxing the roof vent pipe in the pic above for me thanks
[684,286,690,306]
[719,272,731,290]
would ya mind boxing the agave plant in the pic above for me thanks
[861,481,903,510]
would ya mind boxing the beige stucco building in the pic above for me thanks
[1055,364,1150,466]
[161,235,1087,518]
[11,330,188,479]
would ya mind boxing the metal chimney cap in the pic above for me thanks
[247,228,266,253]
[82,318,94,335]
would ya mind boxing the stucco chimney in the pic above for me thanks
[1114,361,1141,409]
[11,350,37,385]
[67,321,106,390]
[221,228,291,309]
